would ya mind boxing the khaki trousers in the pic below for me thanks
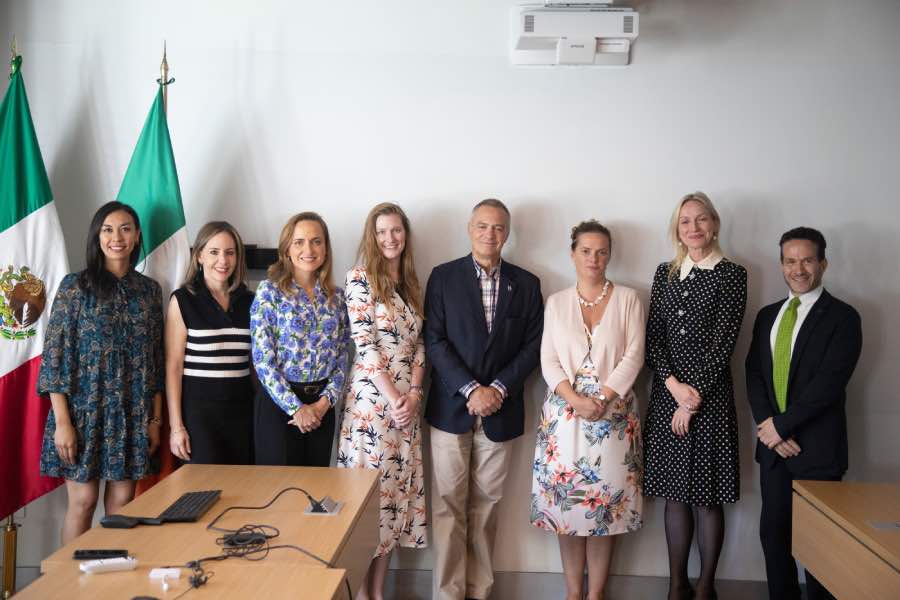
[429,420,513,600]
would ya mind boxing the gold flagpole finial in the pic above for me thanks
[160,40,169,114]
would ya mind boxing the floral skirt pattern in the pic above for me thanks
[337,383,427,557]
[530,356,643,536]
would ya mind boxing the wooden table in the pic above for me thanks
[35,465,378,596]
[15,563,348,599]
[793,480,900,599]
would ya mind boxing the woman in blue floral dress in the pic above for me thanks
[39,201,163,544]
[531,221,645,600]
[250,212,351,466]
[337,203,427,600]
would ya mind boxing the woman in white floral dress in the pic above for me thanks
[531,220,646,600]
[338,202,427,600]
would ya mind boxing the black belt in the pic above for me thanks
[288,379,328,402]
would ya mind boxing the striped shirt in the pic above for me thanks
[172,285,254,382]
[184,326,252,378]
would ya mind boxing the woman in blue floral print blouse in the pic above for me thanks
[39,201,163,544]
[250,212,351,466]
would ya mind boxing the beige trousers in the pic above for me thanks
[429,420,513,600]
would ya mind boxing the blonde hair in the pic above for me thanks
[267,212,335,301]
[667,191,722,280]
[356,202,422,316]
[183,221,248,294]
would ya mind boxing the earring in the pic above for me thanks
[713,234,718,240]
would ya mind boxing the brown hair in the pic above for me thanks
[183,221,248,294]
[267,212,335,300]
[356,202,422,315]
[570,219,612,252]
[667,191,722,280]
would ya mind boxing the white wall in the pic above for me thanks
[5,0,900,581]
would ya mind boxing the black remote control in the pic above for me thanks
[72,549,129,560]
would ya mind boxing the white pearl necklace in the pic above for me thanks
[577,280,610,308]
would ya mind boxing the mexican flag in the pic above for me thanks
[0,54,66,519]
[117,85,188,302]
[117,83,188,492]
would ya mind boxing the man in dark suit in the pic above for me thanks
[745,226,862,600]
[424,198,543,600]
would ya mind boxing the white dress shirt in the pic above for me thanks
[769,285,825,354]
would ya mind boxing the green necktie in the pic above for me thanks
[773,297,801,413]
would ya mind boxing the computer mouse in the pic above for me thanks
[100,514,140,529]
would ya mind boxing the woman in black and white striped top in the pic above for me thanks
[165,222,255,464]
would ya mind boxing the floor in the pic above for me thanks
[12,566,771,598]
[382,569,771,599]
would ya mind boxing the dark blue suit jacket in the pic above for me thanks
[424,255,543,442]
[745,289,862,478]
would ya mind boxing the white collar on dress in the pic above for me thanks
[679,250,724,281]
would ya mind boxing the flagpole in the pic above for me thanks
[3,51,20,595]
[160,41,168,114]
[2,516,17,598]
[8,35,16,76]
[3,44,22,599]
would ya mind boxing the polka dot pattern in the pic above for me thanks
[643,260,747,506]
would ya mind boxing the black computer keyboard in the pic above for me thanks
[157,489,222,523]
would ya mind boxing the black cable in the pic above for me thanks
[169,564,215,600]
[206,487,328,534]
[159,488,340,596]
[184,534,332,569]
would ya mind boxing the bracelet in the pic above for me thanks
[170,427,187,434]
[148,415,162,426]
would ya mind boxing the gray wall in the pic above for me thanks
[4,0,899,581]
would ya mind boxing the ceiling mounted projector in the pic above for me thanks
[510,2,639,66]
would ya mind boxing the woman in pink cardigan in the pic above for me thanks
[530,220,646,600]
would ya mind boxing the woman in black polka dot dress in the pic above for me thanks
[643,192,747,600]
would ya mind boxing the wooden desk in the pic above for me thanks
[16,563,348,599]
[38,465,378,594]
[793,480,900,600]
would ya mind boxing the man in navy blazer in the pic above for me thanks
[745,227,862,600]
[424,199,543,600]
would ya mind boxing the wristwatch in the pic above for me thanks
[597,393,608,403]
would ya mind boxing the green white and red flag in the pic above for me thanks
[117,84,189,302]
[0,54,67,519]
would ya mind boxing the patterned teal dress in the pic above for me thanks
[38,271,164,482]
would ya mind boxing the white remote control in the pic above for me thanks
[79,556,138,573]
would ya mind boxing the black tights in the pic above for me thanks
[664,500,724,599]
